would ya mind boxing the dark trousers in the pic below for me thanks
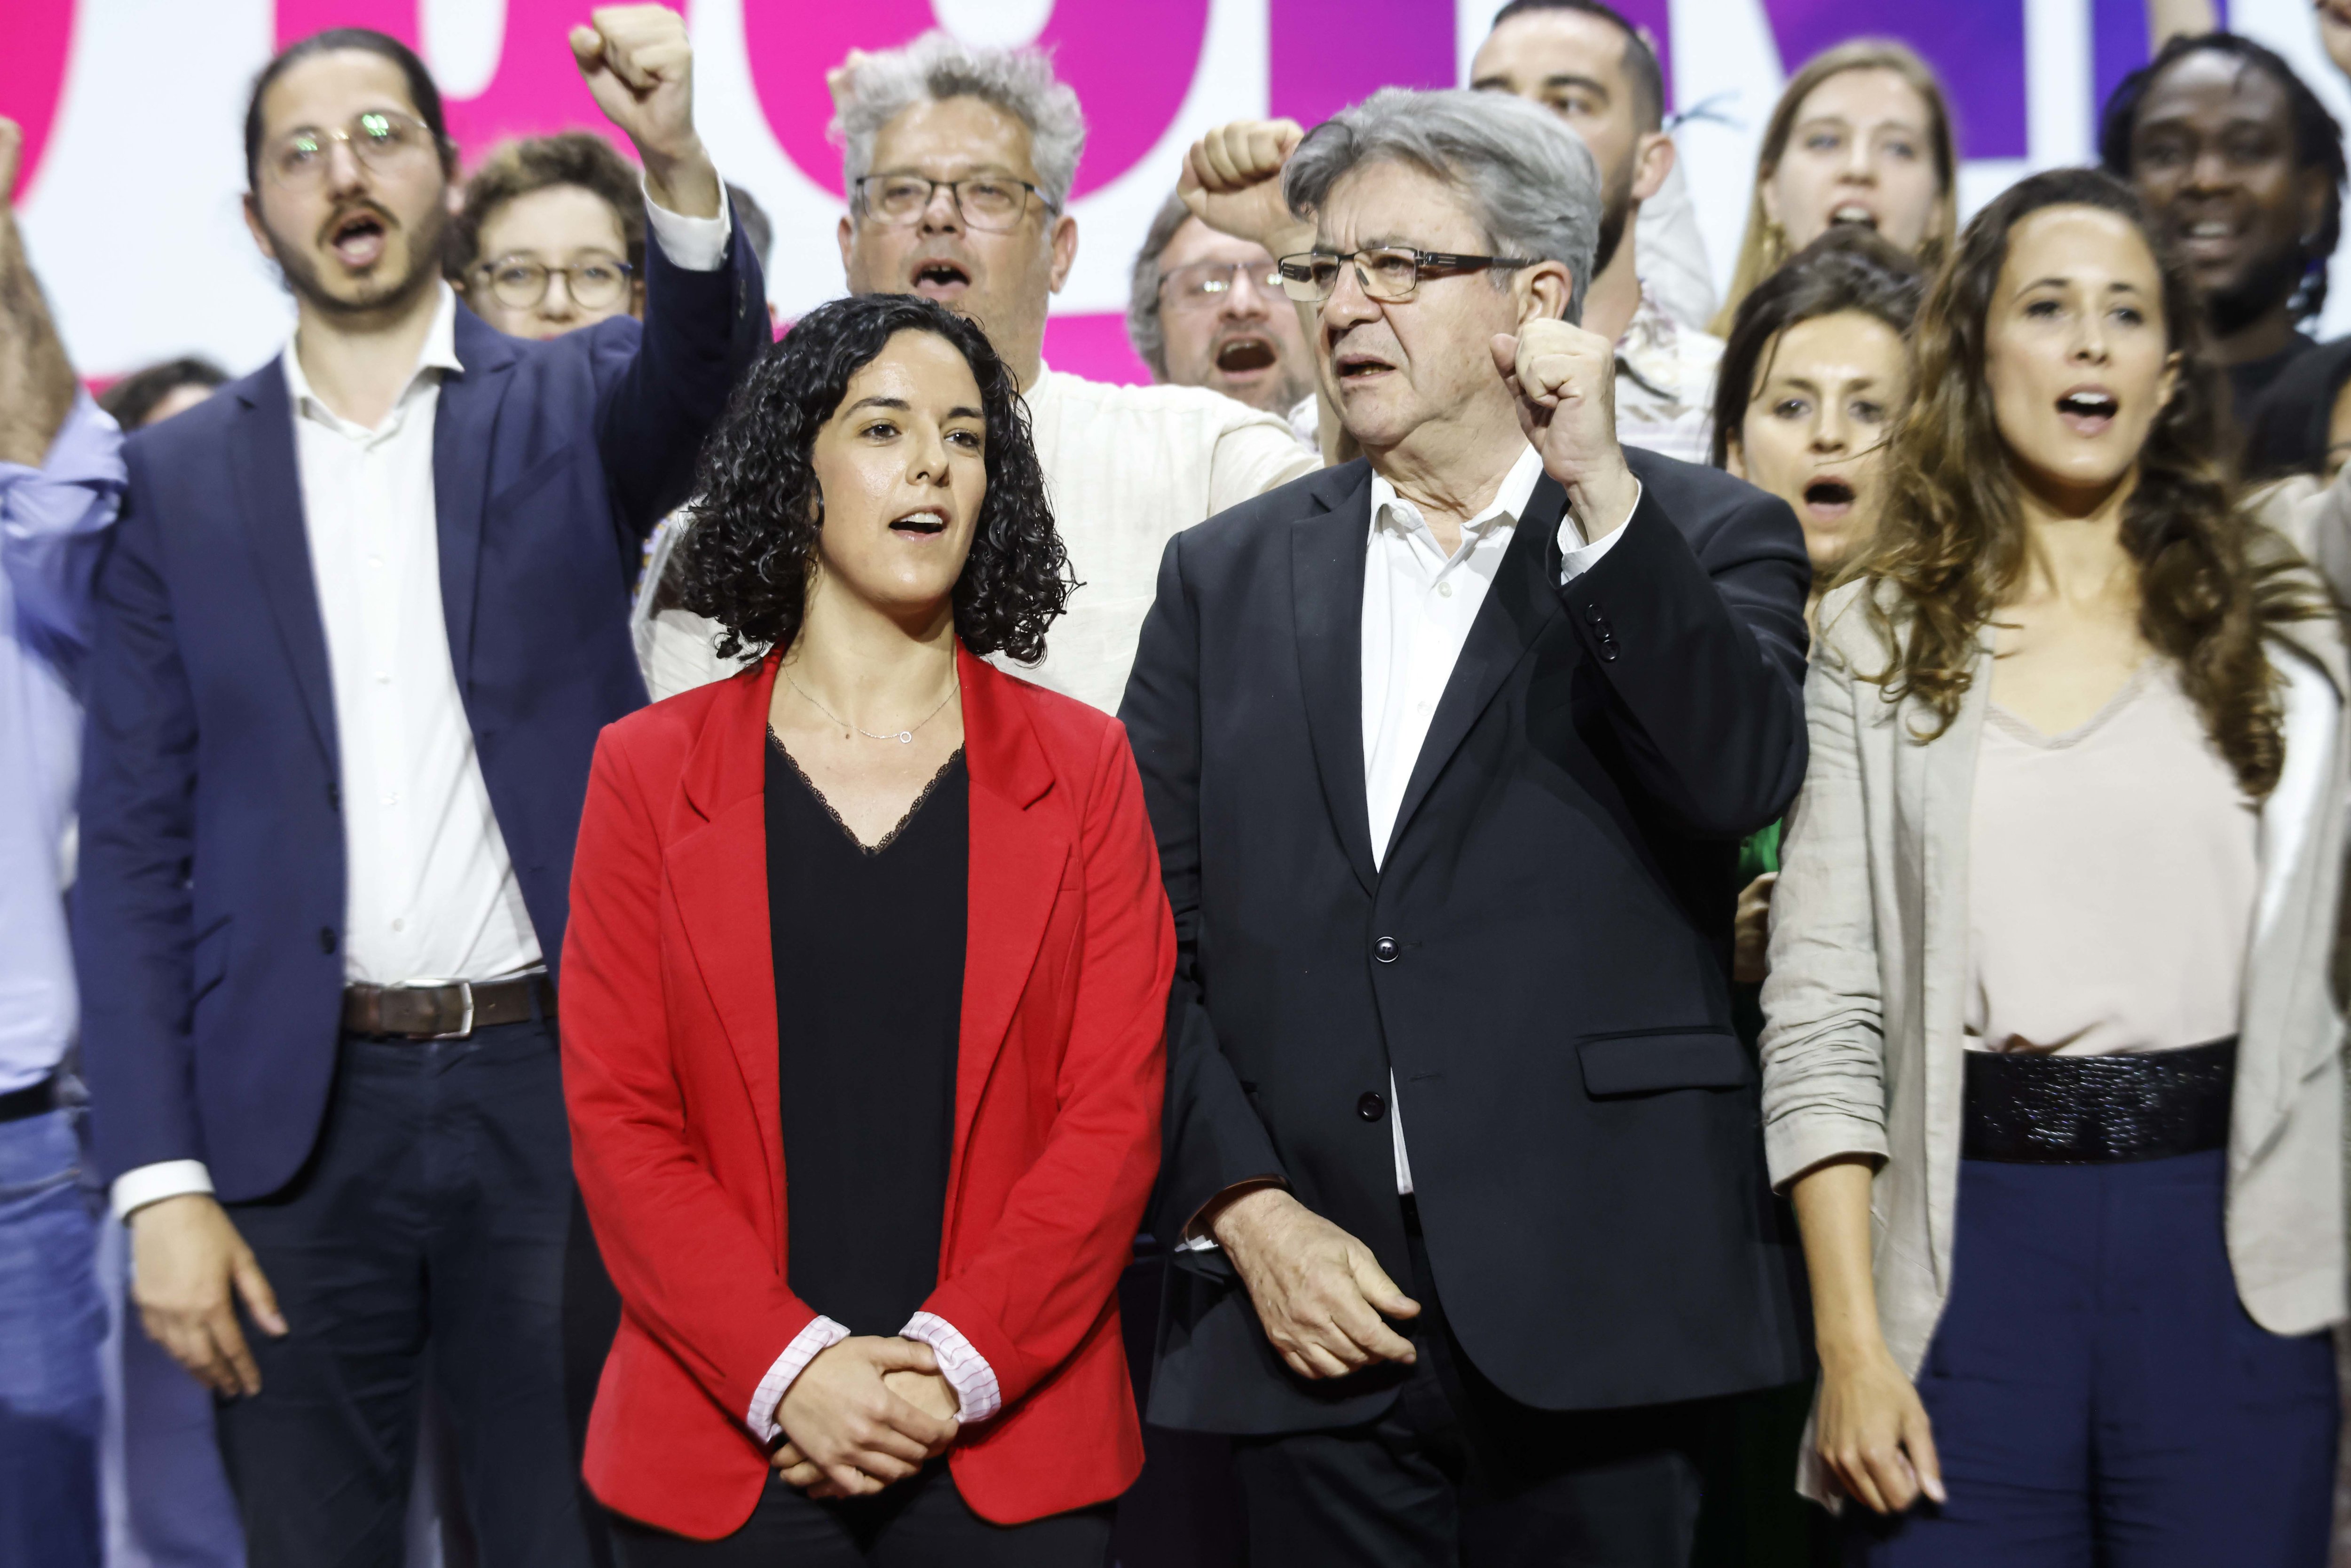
[213,1021,594,1568]
[1845,1150,2337,1567]
[1232,1203,1706,1567]
[609,1462,1112,1566]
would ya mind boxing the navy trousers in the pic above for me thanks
[213,1021,595,1568]
[1846,1150,2336,1567]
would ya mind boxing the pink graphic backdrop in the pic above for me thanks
[0,0,2322,384]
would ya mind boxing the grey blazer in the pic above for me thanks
[1759,577,2350,1496]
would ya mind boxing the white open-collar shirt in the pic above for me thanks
[110,189,730,1221]
[1361,442,1630,1193]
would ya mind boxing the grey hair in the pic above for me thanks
[1281,87,1600,323]
[832,31,1088,213]
[1125,190,1198,379]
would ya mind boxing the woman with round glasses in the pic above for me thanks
[451,131,645,340]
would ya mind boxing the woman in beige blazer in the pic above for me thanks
[1761,168,2347,1567]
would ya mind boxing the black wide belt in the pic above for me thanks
[0,1072,62,1124]
[1962,1038,2235,1164]
[341,974,555,1040]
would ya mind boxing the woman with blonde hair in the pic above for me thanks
[1713,41,1958,335]
[1761,166,2344,1563]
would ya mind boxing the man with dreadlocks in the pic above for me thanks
[2099,32,2347,433]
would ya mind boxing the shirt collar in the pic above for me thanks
[1370,443,1546,546]
[282,281,465,426]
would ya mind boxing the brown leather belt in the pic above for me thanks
[340,974,556,1040]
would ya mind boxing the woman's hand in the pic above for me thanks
[1816,1342,1945,1515]
[771,1336,959,1498]
[1733,872,1776,984]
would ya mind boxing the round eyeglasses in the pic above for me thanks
[1275,246,1544,304]
[473,253,635,311]
[264,110,438,191]
[852,174,1051,233]
[1158,260,1285,314]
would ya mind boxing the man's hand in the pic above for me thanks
[1179,120,1313,258]
[773,1336,958,1498]
[774,1365,961,1497]
[1492,321,1640,542]
[570,6,719,218]
[1209,1186,1419,1380]
[128,1194,286,1398]
[0,117,21,202]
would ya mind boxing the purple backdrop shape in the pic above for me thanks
[1759,0,2028,159]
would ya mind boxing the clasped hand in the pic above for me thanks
[1210,1186,1420,1380]
[770,1336,961,1499]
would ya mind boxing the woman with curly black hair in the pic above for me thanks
[559,292,1175,1565]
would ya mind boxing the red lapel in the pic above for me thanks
[662,648,1072,1246]
[947,646,1067,1222]
[668,658,789,1244]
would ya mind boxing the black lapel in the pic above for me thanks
[433,310,519,696]
[229,362,337,770]
[1383,473,1570,859]
[1290,461,1378,896]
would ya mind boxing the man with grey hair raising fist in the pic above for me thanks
[1123,90,1811,1563]
[828,33,1318,715]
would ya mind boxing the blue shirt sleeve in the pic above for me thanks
[0,393,127,656]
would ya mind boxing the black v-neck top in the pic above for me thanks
[765,733,967,1335]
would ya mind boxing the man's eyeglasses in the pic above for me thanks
[1157,260,1284,313]
[1275,247,1544,304]
[471,253,634,311]
[852,174,1052,233]
[264,110,438,191]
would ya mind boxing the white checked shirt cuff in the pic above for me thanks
[1557,478,1640,583]
[900,1311,1002,1425]
[111,1160,214,1223]
[746,1316,851,1442]
[642,178,732,272]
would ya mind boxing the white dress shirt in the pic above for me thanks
[1005,366,1320,714]
[111,187,731,1221]
[1362,445,1626,1193]
[1180,444,1634,1243]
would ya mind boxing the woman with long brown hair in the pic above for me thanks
[1712,41,1957,336]
[1759,167,2346,1564]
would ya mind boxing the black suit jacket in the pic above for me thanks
[1121,447,1813,1434]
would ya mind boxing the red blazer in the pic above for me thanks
[560,645,1174,1537]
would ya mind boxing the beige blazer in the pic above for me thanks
[1759,577,2351,1496]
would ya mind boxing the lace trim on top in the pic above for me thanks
[768,729,964,857]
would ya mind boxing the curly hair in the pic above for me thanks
[1856,167,2319,797]
[449,131,646,281]
[677,292,1070,666]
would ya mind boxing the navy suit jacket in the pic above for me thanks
[75,228,768,1200]
[1124,449,1814,1431]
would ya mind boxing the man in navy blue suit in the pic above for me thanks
[71,10,767,1564]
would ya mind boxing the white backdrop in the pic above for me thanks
[11,0,2351,386]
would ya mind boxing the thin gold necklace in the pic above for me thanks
[785,670,959,744]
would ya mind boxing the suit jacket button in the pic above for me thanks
[319,927,338,954]
[1373,936,1399,963]
[1357,1091,1387,1122]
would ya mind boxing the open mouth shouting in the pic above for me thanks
[909,257,972,304]
[2057,386,2119,436]
[1801,476,1857,522]
[1213,333,1279,378]
[1827,203,1880,233]
[890,506,949,538]
[324,206,391,270]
